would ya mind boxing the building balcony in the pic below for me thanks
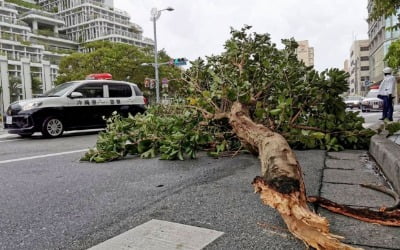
[0,15,30,27]
[19,10,65,26]
[129,22,143,33]
[97,30,152,43]
[34,29,69,40]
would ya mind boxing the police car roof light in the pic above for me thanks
[86,73,113,80]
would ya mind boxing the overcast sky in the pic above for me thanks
[114,0,369,72]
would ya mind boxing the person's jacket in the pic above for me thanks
[378,75,396,96]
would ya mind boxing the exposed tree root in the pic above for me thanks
[228,102,360,249]
[360,183,400,211]
[308,196,400,227]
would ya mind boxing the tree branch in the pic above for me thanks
[291,125,327,133]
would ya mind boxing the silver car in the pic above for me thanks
[344,96,363,109]
[361,89,383,112]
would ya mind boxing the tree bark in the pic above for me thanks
[228,102,360,250]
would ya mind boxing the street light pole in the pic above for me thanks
[151,7,174,104]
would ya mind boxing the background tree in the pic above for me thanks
[384,39,400,69]
[369,0,400,30]
[8,76,21,102]
[56,41,184,98]
[31,77,42,95]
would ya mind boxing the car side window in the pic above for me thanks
[108,84,132,97]
[74,83,104,98]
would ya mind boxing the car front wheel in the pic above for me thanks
[42,117,64,138]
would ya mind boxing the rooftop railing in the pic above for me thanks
[72,0,129,17]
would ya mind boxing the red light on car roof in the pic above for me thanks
[86,73,112,80]
[369,85,379,89]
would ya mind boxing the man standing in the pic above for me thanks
[378,67,396,121]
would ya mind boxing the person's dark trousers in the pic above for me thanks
[387,95,394,121]
[381,95,390,119]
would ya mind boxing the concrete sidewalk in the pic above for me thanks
[318,150,399,249]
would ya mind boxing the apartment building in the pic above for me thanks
[348,39,370,96]
[0,0,153,115]
[343,59,350,74]
[295,40,314,67]
[37,0,153,47]
[367,0,400,103]
[367,0,400,83]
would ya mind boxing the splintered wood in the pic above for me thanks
[229,102,361,250]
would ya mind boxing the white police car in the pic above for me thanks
[4,74,147,138]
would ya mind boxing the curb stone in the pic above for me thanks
[369,134,400,194]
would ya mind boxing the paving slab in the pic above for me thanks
[323,168,383,185]
[320,210,400,249]
[320,183,394,208]
[88,219,224,250]
[294,150,325,197]
[327,150,366,160]
[325,159,365,170]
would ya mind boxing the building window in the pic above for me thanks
[360,56,369,61]
[360,46,369,51]
[360,66,369,71]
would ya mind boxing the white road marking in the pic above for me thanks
[0,133,14,139]
[0,149,88,165]
[0,139,23,143]
[88,219,224,250]
[361,113,381,117]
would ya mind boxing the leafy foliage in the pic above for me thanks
[31,77,42,94]
[384,39,400,70]
[81,106,240,163]
[386,122,400,136]
[9,76,21,102]
[83,26,375,162]
[183,26,375,151]
[55,41,184,98]
[5,0,43,10]
[368,0,400,30]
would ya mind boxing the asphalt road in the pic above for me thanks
[0,131,326,250]
[352,104,400,127]
[1,106,397,250]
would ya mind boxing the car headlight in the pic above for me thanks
[21,102,43,111]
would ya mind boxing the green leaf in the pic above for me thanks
[270,109,282,116]
[311,132,325,139]
[301,130,310,136]
[178,151,184,161]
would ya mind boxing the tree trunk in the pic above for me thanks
[228,102,360,250]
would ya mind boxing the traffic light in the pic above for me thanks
[173,58,187,66]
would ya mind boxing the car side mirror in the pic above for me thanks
[69,92,83,99]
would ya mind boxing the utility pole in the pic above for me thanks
[150,7,174,103]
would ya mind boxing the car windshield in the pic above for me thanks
[42,82,79,97]
[366,91,378,98]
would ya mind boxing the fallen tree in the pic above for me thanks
[81,26,386,249]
